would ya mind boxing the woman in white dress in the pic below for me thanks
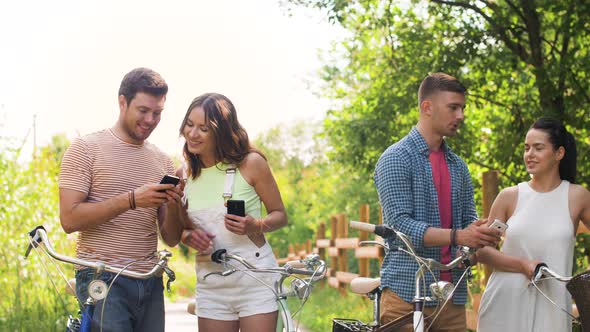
[477,117,590,332]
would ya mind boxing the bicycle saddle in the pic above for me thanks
[350,277,381,295]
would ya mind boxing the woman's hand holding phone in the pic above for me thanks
[224,200,260,235]
[224,214,261,235]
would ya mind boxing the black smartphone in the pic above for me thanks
[159,175,180,192]
[227,199,245,217]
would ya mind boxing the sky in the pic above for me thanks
[0,0,345,160]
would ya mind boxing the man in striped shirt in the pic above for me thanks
[59,68,183,331]
[374,73,501,331]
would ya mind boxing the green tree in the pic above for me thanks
[284,0,590,189]
[255,120,381,257]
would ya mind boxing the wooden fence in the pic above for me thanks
[276,204,385,291]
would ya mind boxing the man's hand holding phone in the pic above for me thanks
[158,175,183,204]
[130,175,183,209]
[457,219,503,249]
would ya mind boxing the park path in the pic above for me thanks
[164,298,311,332]
[165,299,197,331]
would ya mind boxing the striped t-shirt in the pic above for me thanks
[59,129,175,273]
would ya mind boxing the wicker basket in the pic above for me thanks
[566,270,590,331]
[332,318,374,332]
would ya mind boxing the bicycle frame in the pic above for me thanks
[24,226,175,332]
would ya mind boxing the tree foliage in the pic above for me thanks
[285,0,590,188]
[0,138,78,331]
[254,120,381,256]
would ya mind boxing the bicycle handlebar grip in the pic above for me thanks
[532,262,548,282]
[350,221,375,232]
[24,225,47,258]
[349,221,396,239]
[211,249,227,263]
[28,225,46,238]
[285,260,307,268]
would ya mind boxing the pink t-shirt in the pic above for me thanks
[429,150,452,282]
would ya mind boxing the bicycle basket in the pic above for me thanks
[566,269,590,331]
[332,318,373,332]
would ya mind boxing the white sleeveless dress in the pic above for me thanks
[478,181,574,332]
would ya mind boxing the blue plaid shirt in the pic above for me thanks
[374,127,477,305]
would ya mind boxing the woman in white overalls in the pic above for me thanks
[171,93,288,332]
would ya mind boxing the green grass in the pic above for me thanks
[287,284,373,332]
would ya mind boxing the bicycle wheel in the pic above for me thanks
[332,318,374,332]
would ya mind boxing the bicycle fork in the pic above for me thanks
[412,301,425,332]
[412,268,427,332]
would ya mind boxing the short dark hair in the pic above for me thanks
[530,117,577,183]
[118,68,168,105]
[418,72,466,105]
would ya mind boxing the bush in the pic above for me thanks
[0,145,78,331]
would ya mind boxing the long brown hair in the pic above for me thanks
[179,93,265,179]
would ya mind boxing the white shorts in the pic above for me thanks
[195,242,279,320]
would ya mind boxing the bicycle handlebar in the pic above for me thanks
[532,263,572,283]
[350,221,472,271]
[210,249,327,279]
[25,226,174,280]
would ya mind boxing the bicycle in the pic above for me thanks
[530,263,590,331]
[24,225,176,332]
[332,221,474,332]
[185,248,326,332]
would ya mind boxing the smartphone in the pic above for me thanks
[159,175,180,192]
[489,219,508,233]
[227,199,245,217]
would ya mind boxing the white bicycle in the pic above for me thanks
[332,221,474,332]
[24,226,176,332]
[186,249,326,332]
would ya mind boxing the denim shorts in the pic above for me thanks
[75,269,164,332]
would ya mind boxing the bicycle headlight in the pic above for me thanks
[291,279,311,299]
[429,281,453,301]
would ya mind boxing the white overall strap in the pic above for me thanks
[222,164,237,200]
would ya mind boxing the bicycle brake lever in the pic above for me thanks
[163,267,176,292]
[24,243,33,258]
[459,247,474,280]
[203,269,236,280]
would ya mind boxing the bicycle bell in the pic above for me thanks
[88,279,109,301]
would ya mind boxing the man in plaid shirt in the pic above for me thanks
[374,73,501,331]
